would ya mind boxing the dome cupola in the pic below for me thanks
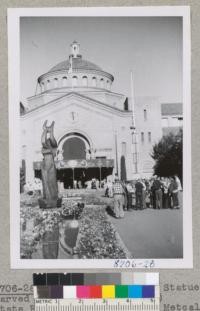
[37,42,114,93]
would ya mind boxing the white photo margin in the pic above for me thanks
[8,6,192,269]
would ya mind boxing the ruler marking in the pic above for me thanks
[35,299,160,311]
[156,302,159,311]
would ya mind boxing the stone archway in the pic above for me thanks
[58,132,91,161]
[57,133,90,189]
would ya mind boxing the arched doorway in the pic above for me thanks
[62,136,86,160]
[57,133,90,189]
[57,132,114,189]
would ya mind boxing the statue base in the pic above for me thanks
[38,197,62,209]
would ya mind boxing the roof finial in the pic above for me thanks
[70,41,81,59]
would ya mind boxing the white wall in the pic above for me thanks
[21,94,162,183]
[21,93,134,183]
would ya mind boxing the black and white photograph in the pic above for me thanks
[8,7,192,268]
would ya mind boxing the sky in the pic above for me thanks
[20,16,182,104]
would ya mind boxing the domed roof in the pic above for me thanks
[49,58,102,73]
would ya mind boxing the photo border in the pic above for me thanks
[8,6,192,269]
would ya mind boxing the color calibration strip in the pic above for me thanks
[34,274,160,310]
[34,284,159,299]
[33,272,159,286]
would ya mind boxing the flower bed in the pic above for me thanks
[21,192,39,208]
[20,192,63,258]
[75,206,128,259]
[20,193,85,258]
[20,205,62,258]
[61,200,84,219]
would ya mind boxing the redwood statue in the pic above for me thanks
[39,120,62,209]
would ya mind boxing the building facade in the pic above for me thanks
[161,103,183,136]
[20,41,163,187]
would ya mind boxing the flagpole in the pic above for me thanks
[115,132,119,177]
[69,55,73,89]
[130,71,138,175]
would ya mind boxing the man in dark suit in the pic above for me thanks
[135,179,145,210]
[152,176,163,209]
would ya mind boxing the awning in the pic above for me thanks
[33,159,114,170]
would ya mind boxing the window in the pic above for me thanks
[133,152,137,163]
[121,142,126,156]
[124,98,129,111]
[41,82,45,92]
[178,117,183,126]
[62,77,67,87]
[144,109,147,121]
[54,78,58,88]
[141,132,144,143]
[72,76,78,87]
[82,76,88,87]
[107,80,111,90]
[92,77,97,87]
[148,132,152,143]
[162,117,168,127]
[46,80,51,90]
[100,78,104,88]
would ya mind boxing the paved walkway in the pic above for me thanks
[96,189,183,259]
[108,208,183,258]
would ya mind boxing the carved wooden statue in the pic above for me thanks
[39,120,62,209]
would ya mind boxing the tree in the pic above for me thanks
[151,129,183,182]
[120,155,127,181]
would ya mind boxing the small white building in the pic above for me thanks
[20,41,163,188]
[161,103,183,136]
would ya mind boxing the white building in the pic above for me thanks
[161,103,183,136]
[20,41,163,188]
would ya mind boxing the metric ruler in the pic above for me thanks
[35,298,160,311]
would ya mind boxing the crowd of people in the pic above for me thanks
[22,174,182,221]
[75,178,105,189]
[23,178,42,195]
[108,175,182,219]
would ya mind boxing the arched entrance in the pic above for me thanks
[57,132,91,189]
[58,132,91,153]
[56,132,114,189]
[62,136,86,160]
